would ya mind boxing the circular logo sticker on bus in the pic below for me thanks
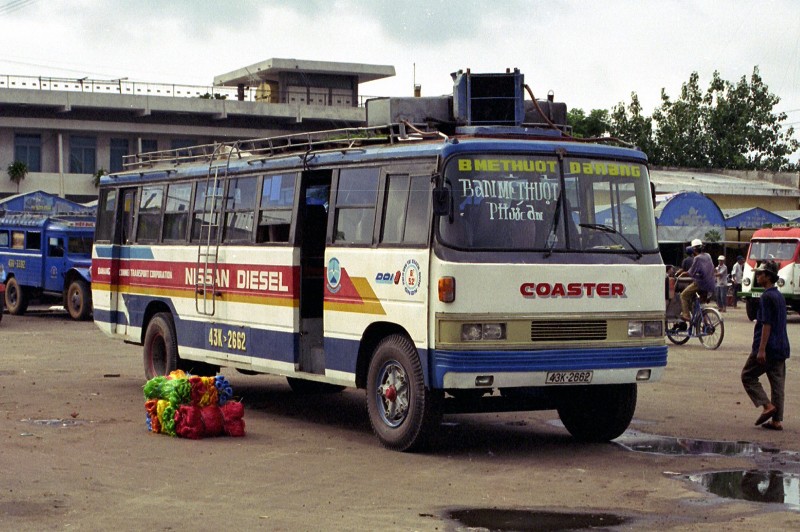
[327,257,341,293]
[402,259,421,296]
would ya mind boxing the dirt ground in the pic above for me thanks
[1,304,800,531]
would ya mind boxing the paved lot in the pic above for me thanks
[1,304,799,530]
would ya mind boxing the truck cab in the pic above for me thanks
[0,212,94,320]
[741,224,800,320]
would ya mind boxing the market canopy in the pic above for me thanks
[722,207,787,229]
[654,191,726,243]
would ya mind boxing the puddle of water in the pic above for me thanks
[447,509,629,531]
[23,418,88,428]
[687,470,800,511]
[615,432,778,458]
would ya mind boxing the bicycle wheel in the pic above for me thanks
[698,308,724,350]
[665,318,690,345]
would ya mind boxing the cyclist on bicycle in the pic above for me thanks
[679,239,716,322]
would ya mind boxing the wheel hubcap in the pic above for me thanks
[376,361,409,428]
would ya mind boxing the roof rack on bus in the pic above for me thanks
[122,123,436,170]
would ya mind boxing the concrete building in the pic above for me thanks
[0,58,395,203]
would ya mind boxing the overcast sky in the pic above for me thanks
[2,0,799,134]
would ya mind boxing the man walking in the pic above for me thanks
[741,261,790,430]
[715,255,728,312]
[730,256,745,309]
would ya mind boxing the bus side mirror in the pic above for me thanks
[432,186,451,217]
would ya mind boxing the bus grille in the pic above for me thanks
[530,320,607,342]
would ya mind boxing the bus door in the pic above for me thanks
[113,187,137,335]
[44,235,67,292]
[297,171,332,374]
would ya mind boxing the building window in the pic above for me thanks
[14,134,42,172]
[141,139,158,153]
[69,135,97,174]
[171,138,195,159]
[110,138,129,173]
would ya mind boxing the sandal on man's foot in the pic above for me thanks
[761,421,783,431]
[755,406,777,426]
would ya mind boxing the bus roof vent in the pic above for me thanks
[452,68,524,126]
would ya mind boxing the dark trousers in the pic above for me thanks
[741,351,786,422]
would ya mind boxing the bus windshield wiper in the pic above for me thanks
[579,223,643,259]
[544,189,563,258]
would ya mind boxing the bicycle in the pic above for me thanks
[665,290,725,350]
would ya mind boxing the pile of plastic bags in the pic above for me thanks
[143,370,245,439]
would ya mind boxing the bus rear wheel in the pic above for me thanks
[143,313,179,380]
[557,384,637,442]
[366,334,442,451]
[66,279,92,321]
[5,277,28,315]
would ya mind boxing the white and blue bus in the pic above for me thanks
[92,70,666,450]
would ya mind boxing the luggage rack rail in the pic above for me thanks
[122,123,433,170]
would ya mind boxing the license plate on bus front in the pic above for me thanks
[545,371,593,385]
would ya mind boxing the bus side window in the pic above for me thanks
[380,175,431,245]
[333,167,379,245]
[95,189,117,242]
[11,231,24,249]
[136,185,164,243]
[163,183,192,242]
[0,230,8,247]
[257,173,295,243]
[222,176,257,243]
[26,231,41,251]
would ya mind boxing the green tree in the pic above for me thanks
[609,92,658,159]
[567,108,610,138]
[704,67,799,170]
[652,71,709,167]
[7,161,28,193]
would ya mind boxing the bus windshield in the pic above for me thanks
[748,239,799,261]
[438,154,657,252]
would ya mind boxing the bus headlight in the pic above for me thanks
[743,278,751,287]
[777,278,785,288]
[628,320,663,337]
[461,323,507,341]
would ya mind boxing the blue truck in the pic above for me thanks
[0,211,94,320]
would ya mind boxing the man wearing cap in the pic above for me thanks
[679,239,716,321]
[741,260,791,430]
[730,256,745,308]
[715,255,729,312]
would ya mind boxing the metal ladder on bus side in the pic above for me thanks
[195,143,237,315]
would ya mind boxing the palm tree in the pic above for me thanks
[7,161,28,193]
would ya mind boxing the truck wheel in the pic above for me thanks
[557,384,637,442]
[66,279,92,321]
[745,297,758,321]
[143,313,179,380]
[5,277,28,315]
[366,334,442,451]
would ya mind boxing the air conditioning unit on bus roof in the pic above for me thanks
[365,68,567,130]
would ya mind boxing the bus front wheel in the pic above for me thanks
[366,334,442,451]
[557,383,637,442]
[66,279,92,321]
[5,277,28,315]
[143,313,179,379]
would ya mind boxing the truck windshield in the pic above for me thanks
[68,236,93,256]
[438,154,657,252]
[748,240,799,261]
